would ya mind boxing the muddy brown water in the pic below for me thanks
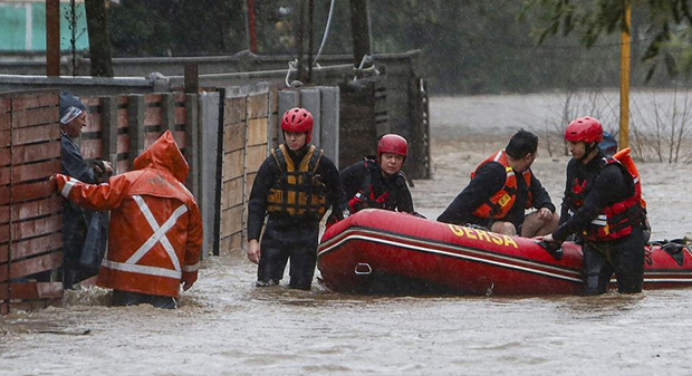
[2,95,692,375]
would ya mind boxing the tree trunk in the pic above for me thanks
[349,0,371,67]
[84,0,114,77]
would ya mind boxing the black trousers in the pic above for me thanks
[582,225,645,295]
[258,216,320,290]
[112,290,177,309]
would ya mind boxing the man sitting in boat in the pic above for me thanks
[339,134,415,215]
[246,107,348,290]
[542,117,646,295]
[437,130,559,237]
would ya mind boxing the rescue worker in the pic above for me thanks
[340,134,414,215]
[54,130,202,308]
[437,130,559,237]
[59,91,112,288]
[543,117,646,295]
[247,107,347,290]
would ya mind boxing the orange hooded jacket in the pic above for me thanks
[55,130,203,298]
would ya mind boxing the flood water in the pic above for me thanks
[2,94,692,375]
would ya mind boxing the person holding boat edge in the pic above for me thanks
[437,130,559,237]
[542,116,646,295]
[339,134,415,216]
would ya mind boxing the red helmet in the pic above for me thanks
[377,134,408,157]
[564,116,603,143]
[281,107,314,144]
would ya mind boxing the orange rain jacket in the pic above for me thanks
[55,130,203,298]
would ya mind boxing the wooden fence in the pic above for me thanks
[0,89,200,314]
[219,87,274,252]
[1,91,64,314]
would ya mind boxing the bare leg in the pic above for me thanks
[521,211,559,238]
[491,221,517,236]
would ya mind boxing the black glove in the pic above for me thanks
[537,240,563,261]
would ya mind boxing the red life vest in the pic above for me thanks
[470,150,532,219]
[567,156,644,242]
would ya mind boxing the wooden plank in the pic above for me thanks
[0,129,9,147]
[9,251,62,279]
[145,93,163,104]
[11,107,59,129]
[0,186,7,205]
[0,146,8,166]
[84,111,103,133]
[175,106,186,126]
[117,107,128,129]
[9,197,61,222]
[219,236,232,254]
[144,131,163,149]
[10,180,56,203]
[247,93,268,119]
[0,282,8,300]
[11,93,59,111]
[0,97,10,113]
[144,106,163,127]
[116,160,128,175]
[174,130,187,149]
[221,177,243,209]
[0,243,7,263]
[10,282,63,300]
[247,118,268,146]
[246,144,267,173]
[0,113,9,131]
[225,97,246,125]
[220,205,242,238]
[117,134,130,154]
[12,232,62,260]
[6,160,60,185]
[10,142,60,164]
[11,123,61,146]
[222,149,243,181]
[0,302,8,315]
[11,216,62,241]
[80,138,103,160]
[224,121,246,152]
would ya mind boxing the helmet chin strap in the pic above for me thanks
[579,142,598,162]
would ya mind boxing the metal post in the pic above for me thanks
[46,0,60,77]
[307,0,314,84]
[297,0,306,83]
[246,0,258,53]
[619,1,632,150]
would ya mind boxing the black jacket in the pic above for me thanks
[553,153,634,242]
[340,157,414,213]
[437,161,555,228]
[247,144,347,241]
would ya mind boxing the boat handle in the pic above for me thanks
[354,263,372,275]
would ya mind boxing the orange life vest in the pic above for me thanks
[567,151,644,242]
[470,150,532,219]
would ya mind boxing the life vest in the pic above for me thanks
[566,154,644,242]
[266,144,329,218]
[470,150,532,219]
[350,157,406,212]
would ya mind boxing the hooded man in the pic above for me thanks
[59,91,113,287]
[54,130,203,308]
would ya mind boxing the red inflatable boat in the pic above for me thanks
[317,209,692,295]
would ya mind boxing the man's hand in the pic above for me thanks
[542,234,556,243]
[247,239,260,264]
[102,160,114,174]
[537,207,553,221]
